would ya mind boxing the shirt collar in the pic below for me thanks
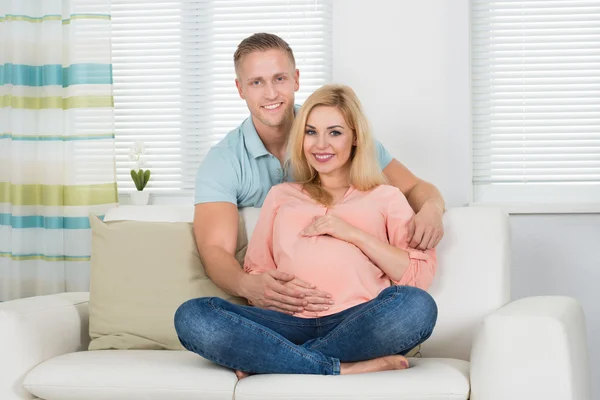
[242,117,269,159]
[243,104,302,159]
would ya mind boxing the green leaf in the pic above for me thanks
[142,169,151,189]
[130,170,142,190]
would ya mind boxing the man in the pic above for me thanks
[194,33,445,315]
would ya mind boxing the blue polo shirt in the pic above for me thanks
[194,110,393,207]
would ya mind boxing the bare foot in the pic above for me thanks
[340,355,409,375]
[235,370,250,380]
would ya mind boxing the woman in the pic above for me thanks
[174,84,438,378]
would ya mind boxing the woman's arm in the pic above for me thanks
[349,226,435,289]
[349,230,411,283]
[379,188,437,289]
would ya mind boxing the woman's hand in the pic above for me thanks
[300,214,361,244]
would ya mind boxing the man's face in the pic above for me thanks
[235,49,300,131]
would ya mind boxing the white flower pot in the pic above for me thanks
[130,191,150,206]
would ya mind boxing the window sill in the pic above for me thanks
[469,202,600,215]
[118,193,194,206]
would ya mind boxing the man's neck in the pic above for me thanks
[251,114,293,161]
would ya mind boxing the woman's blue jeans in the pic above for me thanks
[174,285,437,375]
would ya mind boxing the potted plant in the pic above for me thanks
[129,141,151,205]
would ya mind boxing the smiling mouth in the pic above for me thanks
[313,153,334,163]
[262,102,283,110]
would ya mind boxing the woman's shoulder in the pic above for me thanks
[267,182,307,201]
[271,182,304,194]
[366,184,406,200]
[358,185,412,213]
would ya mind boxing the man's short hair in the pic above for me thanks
[234,33,296,76]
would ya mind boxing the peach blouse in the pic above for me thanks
[243,183,436,318]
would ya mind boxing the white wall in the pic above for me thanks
[332,0,471,207]
[332,1,599,398]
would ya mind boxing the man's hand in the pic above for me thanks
[242,273,334,314]
[407,202,444,250]
[241,271,308,315]
[282,277,334,312]
[300,214,359,244]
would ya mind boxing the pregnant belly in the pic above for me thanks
[276,235,384,298]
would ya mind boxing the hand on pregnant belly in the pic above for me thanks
[300,214,360,244]
[283,277,335,312]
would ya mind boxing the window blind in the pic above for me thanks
[471,0,600,205]
[111,0,332,197]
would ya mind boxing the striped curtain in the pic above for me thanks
[0,0,117,301]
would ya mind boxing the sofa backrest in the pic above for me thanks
[104,205,510,361]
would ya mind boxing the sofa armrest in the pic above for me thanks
[470,296,592,400]
[0,292,90,400]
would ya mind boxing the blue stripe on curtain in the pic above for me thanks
[0,63,113,87]
[0,214,104,229]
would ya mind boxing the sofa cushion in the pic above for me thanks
[24,351,469,400]
[23,350,237,400]
[235,358,470,400]
[88,215,248,351]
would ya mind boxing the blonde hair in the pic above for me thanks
[287,84,387,206]
[234,33,295,77]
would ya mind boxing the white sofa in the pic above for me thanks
[0,206,592,400]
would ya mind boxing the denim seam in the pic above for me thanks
[242,307,317,327]
[309,287,403,351]
[396,297,438,355]
[208,299,333,371]
[399,317,437,355]
[332,358,341,375]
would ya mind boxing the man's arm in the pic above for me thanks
[193,202,246,297]
[382,158,445,250]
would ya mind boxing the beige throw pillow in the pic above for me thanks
[88,214,248,351]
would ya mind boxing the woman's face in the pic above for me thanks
[303,106,355,179]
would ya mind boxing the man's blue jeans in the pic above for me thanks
[174,285,437,375]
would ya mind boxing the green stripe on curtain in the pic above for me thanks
[0,182,118,206]
[0,95,113,109]
[0,133,114,141]
[63,14,111,24]
[0,63,113,87]
[0,252,90,262]
[0,14,61,23]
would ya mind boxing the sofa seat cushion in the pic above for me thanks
[235,358,470,400]
[23,350,237,400]
[23,351,469,400]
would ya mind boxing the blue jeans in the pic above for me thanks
[174,285,437,375]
